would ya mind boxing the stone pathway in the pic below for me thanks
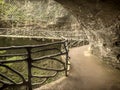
[35,45,120,90]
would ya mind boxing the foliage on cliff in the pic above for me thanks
[0,0,78,30]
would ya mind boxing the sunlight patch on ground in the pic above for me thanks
[84,51,91,56]
[84,46,91,56]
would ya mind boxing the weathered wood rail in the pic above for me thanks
[0,40,69,90]
[0,28,87,41]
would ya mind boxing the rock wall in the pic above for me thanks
[2,0,120,69]
[55,0,120,69]
[2,0,80,31]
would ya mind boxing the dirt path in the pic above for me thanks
[35,45,120,90]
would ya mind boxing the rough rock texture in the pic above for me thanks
[41,0,80,31]
[2,0,80,31]
[27,0,78,31]
[2,0,120,68]
[55,0,120,69]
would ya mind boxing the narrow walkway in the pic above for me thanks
[35,45,120,90]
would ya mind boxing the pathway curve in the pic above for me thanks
[35,45,120,90]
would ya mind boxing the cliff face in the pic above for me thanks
[1,0,79,31]
[2,0,120,68]
[38,0,79,31]
[55,0,120,68]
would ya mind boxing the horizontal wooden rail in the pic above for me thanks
[0,40,69,90]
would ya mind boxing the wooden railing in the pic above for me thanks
[0,40,69,90]
[0,28,87,41]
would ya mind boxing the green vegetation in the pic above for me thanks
[0,55,64,90]
[0,0,68,88]
[0,0,69,28]
[0,50,6,54]
[0,39,64,90]
[0,0,33,27]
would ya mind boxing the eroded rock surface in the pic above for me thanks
[1,0,120,68]
[1,0,80,31]
[55,0,120,69]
